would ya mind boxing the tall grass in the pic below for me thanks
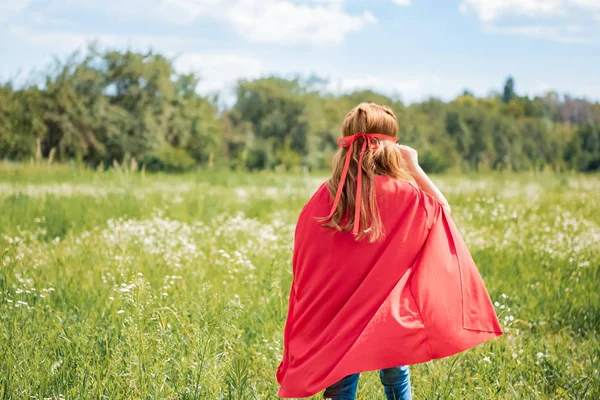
[1,164,598,399]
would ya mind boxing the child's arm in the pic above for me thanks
[397,145,451,213]
[411,167,451,213]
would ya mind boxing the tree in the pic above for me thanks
[232,77,309,169]
[445,111,471,156]
[565,124,600,171]
[1,47,599,173]
[502,76,515,104]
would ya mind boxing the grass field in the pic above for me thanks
[1,163,599,399]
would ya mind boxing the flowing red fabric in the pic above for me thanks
[275,173,504,398]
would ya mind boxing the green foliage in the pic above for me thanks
[0,46,220,170]
[419,150,451,173]
[144,146,196,173]
[274,138,302,171]
[565,124,600,171]
[0,84,45,159]
[245,147,270,171]
[503,76,515,104]
[1,48,600,172]
[233,77,309,158]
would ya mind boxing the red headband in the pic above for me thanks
[325,132,398,236]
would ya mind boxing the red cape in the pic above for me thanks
[276,175,503,398]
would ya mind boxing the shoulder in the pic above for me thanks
[298,179,329,218]
[374,175,441,227]
[374,175,421,200]
[372,175,426,219]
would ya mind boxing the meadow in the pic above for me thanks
[0,163,598,399]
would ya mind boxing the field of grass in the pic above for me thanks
[1,163,599,399]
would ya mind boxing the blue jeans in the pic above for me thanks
[323,366,412,400]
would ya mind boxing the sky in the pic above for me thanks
[1,0,600,104]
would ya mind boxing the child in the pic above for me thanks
[276,103,503,400]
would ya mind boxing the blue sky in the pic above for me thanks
[1,0,599,104]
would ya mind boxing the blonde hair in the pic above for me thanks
[317,102,413,242]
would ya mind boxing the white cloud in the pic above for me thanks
[569,0,600,11]
[459,0,564,22]
[50,0,223,24]
[226,0,376,45]
[0,1,31,20]
[174,52,262,93]
[461,0,600,43]
[80,0,376,44]
[326,75,448,102]
[8,0,375,46]
[392,0,411,6]
[313,0,345,6]
[7,24,208,53]
[7,25,119,52]
[154,0,224,24]
[483,23,594,44]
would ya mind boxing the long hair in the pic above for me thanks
[317,102,413,242]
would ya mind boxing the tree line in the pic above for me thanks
[1,46,599,173]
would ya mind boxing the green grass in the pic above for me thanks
[1,163,599,399]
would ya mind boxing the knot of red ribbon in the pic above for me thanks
[325,132,397,236]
